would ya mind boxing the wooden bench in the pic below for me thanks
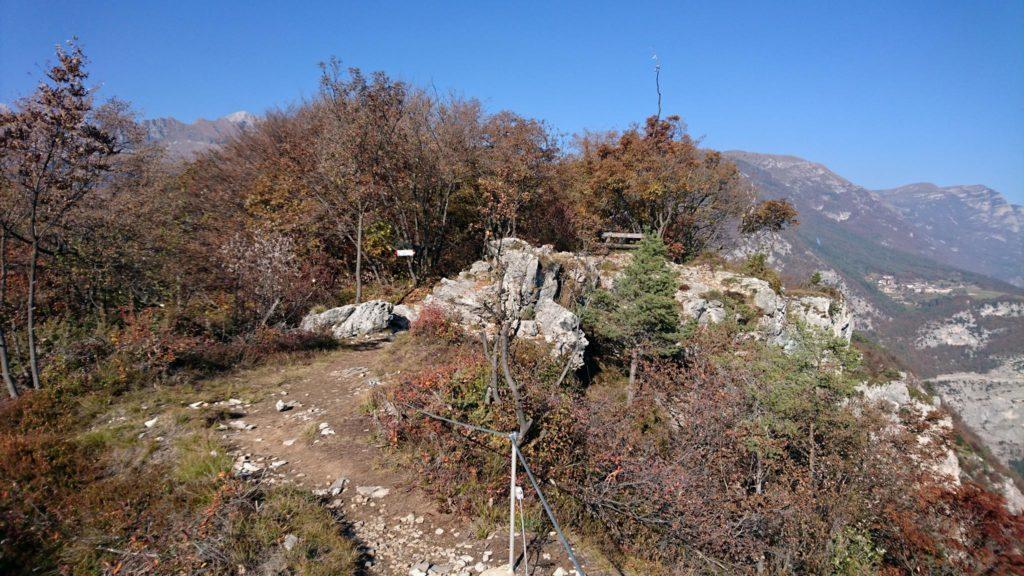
[601,232,644,249]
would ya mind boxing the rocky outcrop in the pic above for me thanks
[413,239,853,367]
[418,239,591,368]
[594,254,852,348]
[995,477,1024,515]
[670,264,852,348]
[978,301,1024,318]
[928,357,1024,472]
[859,375,1024,514]
[857,378,962,486]
[787,294,854,341]
[915,310,990,350]
[301,300,395,339]
[302,240,854,369]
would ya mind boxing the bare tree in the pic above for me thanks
[0,41,118,389]
[0,227,16,398]
[384,91,484,281]
[220,228,300,328]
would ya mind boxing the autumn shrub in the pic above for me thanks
[378,336,586,519]
[739,198,800,236]
[740,252,782,293]
[409,303,463,344]
[173,327,338,373]
[878,482,1024,574]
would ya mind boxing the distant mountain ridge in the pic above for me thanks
[726,151,1023,289]
[876,183,1024,287]
[725,151,1024,475]
[143,111,256,160]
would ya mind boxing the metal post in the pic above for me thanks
[508,432,517,571]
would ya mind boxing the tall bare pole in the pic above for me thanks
[508,432,517,570]
[653,52,662,119]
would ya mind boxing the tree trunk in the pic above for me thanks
[499,323,532,445]
[260,297,282,328]
[26,239,41,390]
[480,331,497,405]
[0,230,16,399]
[355,209,363,305]
[808,422,816,479]
[0,326,13,399]
[627,349,639,405]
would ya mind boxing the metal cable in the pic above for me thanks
[411,407,588,576]
[513,443,587,576]
[409,406,509,437]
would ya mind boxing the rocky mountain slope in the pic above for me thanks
[876,183,1024,287]
[143,111,257,159]
[726,151,1024,477]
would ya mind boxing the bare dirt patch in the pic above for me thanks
[208,339,599,576]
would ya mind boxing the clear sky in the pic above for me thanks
[2,0,1023,203]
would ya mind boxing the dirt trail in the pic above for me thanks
[216,340,594,576]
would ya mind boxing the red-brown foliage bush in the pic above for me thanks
[378,331,1024,574]
[409,303,463,344]
[377,338,586,516]
[172,326,337,373]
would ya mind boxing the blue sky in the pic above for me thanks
[2,0,1023,203]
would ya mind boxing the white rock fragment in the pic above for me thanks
[275,399,297,412]
[355,485,390,499]
[329,476,349,496]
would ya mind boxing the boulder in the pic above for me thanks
[392,304,420,329]
[300,305,354,332]
[301,300,394,338]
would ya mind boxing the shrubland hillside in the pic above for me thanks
[1,42,1022,575]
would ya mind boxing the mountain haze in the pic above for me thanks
[142,111,257,160]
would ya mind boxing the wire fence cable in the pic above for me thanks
[410,407,588,576]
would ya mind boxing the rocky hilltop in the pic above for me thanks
[303,238,854,361]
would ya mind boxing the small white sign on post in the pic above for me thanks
[395,248,415,257]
